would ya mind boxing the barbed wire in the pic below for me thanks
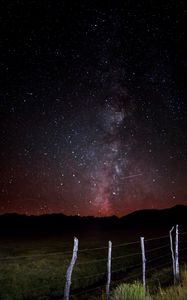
[78,245,108,252]
[70,271,143,298]
[146,243,170,253]
[77,251,141,266]
[146,261,172,273]
[76,257,107,265]
[77,242,175,267]
[145,234,169,243]
[147,253,171,264]
[73,262,142,282]
[1,259,174,298]
[112,252,141,260]
[0,254,185,300]
[112,240,140,248]
[179,231,187,236]
[0,231,186,263]
[0,251,73,261]
[73,247,178,283]
[71,259,175,298]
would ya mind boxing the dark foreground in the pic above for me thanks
[0,205,187,299]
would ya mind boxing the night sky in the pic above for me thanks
[0,1,186,216]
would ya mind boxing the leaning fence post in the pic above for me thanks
[175,224,180,283]
[140,237,146,289]
[106,241,112,300]
[170,226,176,284]
[64,237,79,300]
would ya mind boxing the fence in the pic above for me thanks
[0,225,187,299]
[63,225,187,300]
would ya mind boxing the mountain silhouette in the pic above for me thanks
[0,204,186,236]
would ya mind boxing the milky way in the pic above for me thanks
[0,1,186,216]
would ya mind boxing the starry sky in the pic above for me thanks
[0,1,186,216]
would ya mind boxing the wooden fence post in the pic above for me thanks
[64,237,79,300]
[170,226,176,284]
[175,224,180,283]
[106,241,112,300]
[140,237,146,289]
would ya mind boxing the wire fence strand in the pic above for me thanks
[0,229,187,300]
[1,231,187,262]
[146,243,170,253]
[145,234,169,243]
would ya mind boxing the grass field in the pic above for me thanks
[111,266,187,300]
[0,230,186,299]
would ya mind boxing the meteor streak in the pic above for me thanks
[122,174,143,179]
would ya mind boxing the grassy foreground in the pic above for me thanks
[111,266,187,300]
[0,234,186,299]
[0,235,143,299]
[152,266,187,300]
